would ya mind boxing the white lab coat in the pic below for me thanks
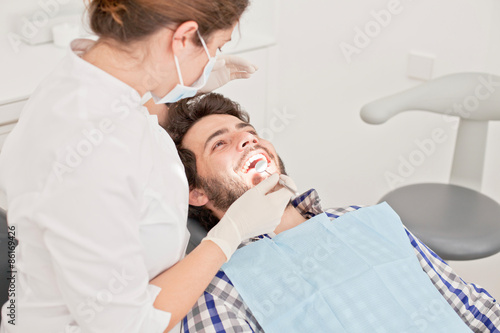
[0,39,190,332]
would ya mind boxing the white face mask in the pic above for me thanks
[152,30,217,104]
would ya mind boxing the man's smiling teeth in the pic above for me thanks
[242,153,267,173]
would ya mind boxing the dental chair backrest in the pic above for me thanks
[361,72,500,191]
[186,217,208,254]
[0,208,10,322]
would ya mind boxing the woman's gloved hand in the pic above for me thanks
[277,174,299,196]
[203,173,294,261]
[200,54,259,93]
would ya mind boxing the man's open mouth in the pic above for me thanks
[241,153,270,173]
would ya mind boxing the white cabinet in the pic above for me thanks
[0,100,26,152]
[0,123,17,152]
[0,100,26,209]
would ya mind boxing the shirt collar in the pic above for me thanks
[291,188,324,220]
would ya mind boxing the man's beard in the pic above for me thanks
[198,176,251,213]
[198,153,287,213]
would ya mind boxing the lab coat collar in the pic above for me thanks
[68,38,143,109]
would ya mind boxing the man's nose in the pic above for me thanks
[236,132,259,151]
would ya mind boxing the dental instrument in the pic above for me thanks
[255,160,299,196]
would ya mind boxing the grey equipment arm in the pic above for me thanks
[361,72,500,190]
[360,73,500,260]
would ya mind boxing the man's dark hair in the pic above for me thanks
[164,93,250,231]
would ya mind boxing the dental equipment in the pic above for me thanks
[255,160,299,196]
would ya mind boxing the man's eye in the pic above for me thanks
[249,131,258,136]
[213,141,225,150]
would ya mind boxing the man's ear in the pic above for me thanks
[189,188,209,206]
[171,21,199,56]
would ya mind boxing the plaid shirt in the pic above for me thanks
[184,189,500,333]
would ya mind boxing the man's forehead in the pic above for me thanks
[183,114,248,150]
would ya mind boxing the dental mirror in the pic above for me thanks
[255,159,268,173]
[254,160,298,196]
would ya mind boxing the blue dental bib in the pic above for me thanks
[222,203,471,332]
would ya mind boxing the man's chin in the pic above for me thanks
[250,172,267,186]
[247,166,282,187]
[249,172,284,194]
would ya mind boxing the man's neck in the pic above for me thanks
[273,205,307,235]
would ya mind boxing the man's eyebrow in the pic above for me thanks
[204,128,229,150]
[203,122,256,150]
[236,122,256,131]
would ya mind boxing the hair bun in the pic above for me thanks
[94,0,128,25]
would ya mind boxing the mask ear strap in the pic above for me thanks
[173,55,185,86]
[197,30,212,58]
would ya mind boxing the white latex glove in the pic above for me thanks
[199,54,259,93]
[203,173,296,261]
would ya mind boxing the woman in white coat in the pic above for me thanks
[0,0,293,332]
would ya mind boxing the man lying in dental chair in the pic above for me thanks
[165,93,499,333]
